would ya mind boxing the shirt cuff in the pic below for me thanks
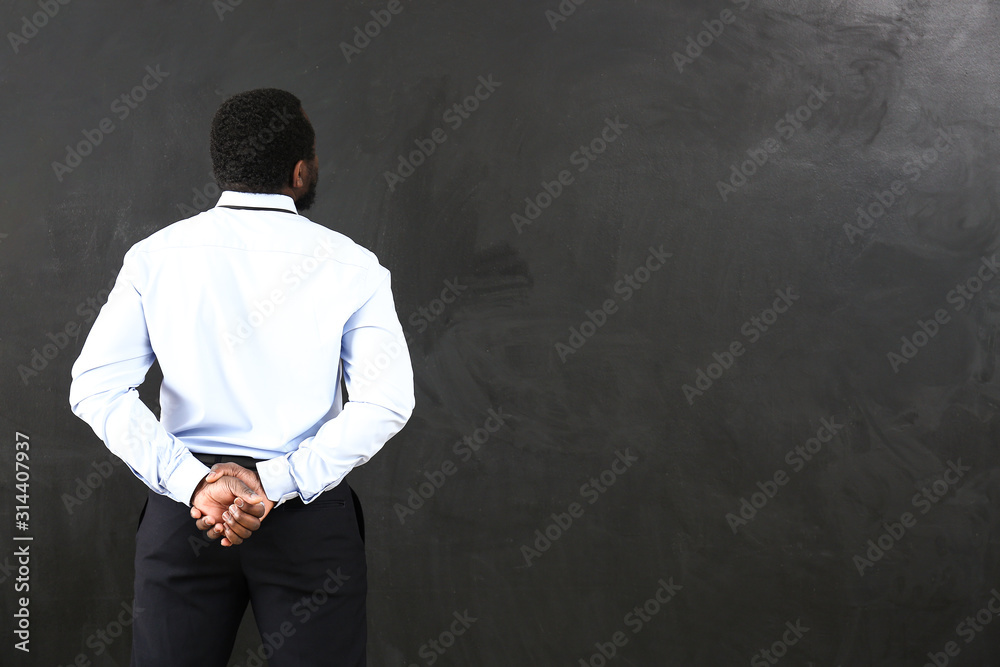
[166,455,212,507]
[256,455,300,506]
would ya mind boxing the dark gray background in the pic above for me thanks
[3,0,1000,665]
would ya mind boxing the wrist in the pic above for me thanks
[189,475,209,506]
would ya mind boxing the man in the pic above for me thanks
[69,88,414,666]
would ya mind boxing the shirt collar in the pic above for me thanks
[215,190,299,214]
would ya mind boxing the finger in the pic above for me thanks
[225,478,265,505]
[197,516,218,531]
[212,463,255,484]
[240,485,264,504]
[222,524,244,546]
[203,463,226,484]
[190,506,203,519]
[204,467,237,488]
[237,499,266,519]
[226,505,261,532]
[223,511,253,539]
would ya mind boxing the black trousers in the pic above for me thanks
[130,456,367,667]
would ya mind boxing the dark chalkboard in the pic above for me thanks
[3,0,1000,665]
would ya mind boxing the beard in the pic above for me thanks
[295,164,319,211]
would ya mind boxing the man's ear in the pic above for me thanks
[291,159,308,188]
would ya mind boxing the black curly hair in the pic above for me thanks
[210,88,315,194]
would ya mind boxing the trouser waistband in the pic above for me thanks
[192,452,262,472]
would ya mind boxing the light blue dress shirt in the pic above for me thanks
[69,191,414,507]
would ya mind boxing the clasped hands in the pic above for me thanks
[189,463,276,547]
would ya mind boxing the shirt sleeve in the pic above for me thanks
[68,249,210,505]
[255,266,415,505]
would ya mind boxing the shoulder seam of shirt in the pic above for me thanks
[130,244,373,270]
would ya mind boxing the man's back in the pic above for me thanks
[70,190,413,505]
[124,192,380,457]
